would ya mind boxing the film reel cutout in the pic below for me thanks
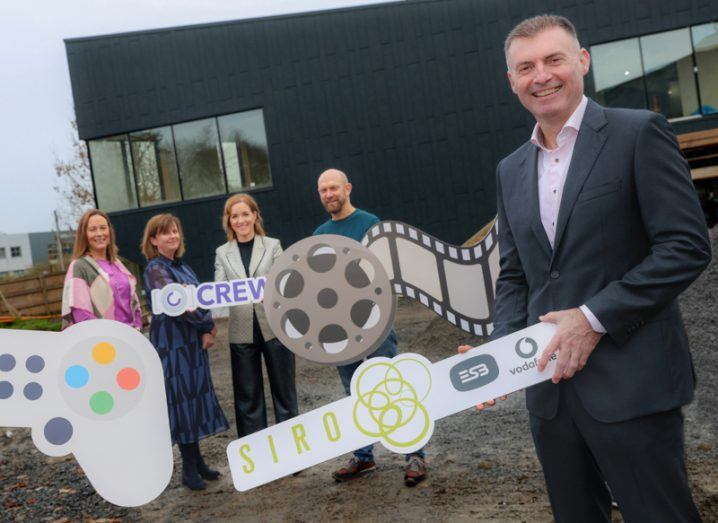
[264,235,396,366]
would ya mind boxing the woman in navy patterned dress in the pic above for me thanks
[141,213,228,491]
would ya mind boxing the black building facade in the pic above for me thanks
[65,0,718,280]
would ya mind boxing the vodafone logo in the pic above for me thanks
[514,337,538,359]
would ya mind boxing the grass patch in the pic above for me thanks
[0,318,62,331]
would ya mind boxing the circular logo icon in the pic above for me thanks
[351,356,433,453]
[159,283,190,317]
[514,337,538,359]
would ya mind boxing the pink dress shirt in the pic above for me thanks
[530,95,605,334]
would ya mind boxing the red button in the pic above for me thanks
[117,368,141,391]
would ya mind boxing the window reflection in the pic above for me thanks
[218,109,272,192]
[640,29,698,118]
[89,109,273,212]
[130,127,182,206]
[692,23,718,115]
[89,135,138,213]
[591,38,646,109]
[174,118,226,199]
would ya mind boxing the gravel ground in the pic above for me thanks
[2,226,717,522]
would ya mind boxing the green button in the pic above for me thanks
[89,391,114,415]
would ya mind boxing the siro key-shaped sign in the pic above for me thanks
[226,321,557,491]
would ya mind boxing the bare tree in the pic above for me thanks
[53,121,94,231]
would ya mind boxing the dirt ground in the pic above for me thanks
[2,229,717,522]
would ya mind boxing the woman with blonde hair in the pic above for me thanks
[215,194,298,438]
[142,213,228,491]
[61,209,142,330]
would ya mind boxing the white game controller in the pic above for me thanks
[0,320,173,507]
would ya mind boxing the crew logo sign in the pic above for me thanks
[151,278,265,316]
[227,322,557,491]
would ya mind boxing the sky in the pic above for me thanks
[0,0,398,234]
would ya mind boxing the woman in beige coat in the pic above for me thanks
[214,194,298,437]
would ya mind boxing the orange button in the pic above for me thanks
[92,342,116,365]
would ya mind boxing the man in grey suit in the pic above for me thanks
[491,14,711,522]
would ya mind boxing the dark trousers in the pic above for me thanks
[530,381,701,523]
[230,336,298,438]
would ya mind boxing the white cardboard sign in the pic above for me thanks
[227,322,557,491]
[0,320,173,507]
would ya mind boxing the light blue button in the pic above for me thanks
[64,365,89,389]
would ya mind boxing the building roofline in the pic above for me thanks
[63,0,410,44]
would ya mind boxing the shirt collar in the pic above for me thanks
[530,95,588,151]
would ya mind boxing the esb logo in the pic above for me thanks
[450,354,499,392]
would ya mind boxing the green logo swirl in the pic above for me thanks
[352,358,432,449]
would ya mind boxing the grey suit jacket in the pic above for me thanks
[494,99,711,423]
[214,235,282,344]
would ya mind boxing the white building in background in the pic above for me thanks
[0,231,72,276]
[0,233,33,275]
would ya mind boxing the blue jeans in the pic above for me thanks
[336,328,425,463]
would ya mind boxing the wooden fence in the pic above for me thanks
[0,272,65,317]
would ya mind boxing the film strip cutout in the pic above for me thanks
[362,220,499,337]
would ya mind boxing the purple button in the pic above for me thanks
[0,381,12,399]
[26,355,45,373]
[0,354,15,372]
[23,382,42,400]
[44,417,73,446]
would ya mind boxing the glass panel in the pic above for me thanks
[88,135,138,212]
[0,248,6,259]
[591,38,646,110]
[130,126,182,206]
[692,23,718,115]
[218,109,273,192]
[173,118,226,199]
[640,28,698,118]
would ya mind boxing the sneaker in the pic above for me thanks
[332,457,376,482]
[404,455,427,487]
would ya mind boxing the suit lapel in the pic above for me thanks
[225,240,247,279]
[522,145,553,257]
[551,100,608,260]
[248,236,266,277]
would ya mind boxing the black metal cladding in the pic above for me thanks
[65,0,718,281]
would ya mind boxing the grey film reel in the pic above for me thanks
[263,235,396,366]
[362,220,500,337]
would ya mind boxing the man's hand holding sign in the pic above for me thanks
[538,308,602,382]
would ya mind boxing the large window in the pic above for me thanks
[0,248,5,259]
[89,135,138,213]
[11,247,21,258]
[693,23,718,114]
[592,38,646,109]
[591,23,718,119]
[87,109,272,212]
[130,126,181,206]
[174,118,226,199]
[218,109,272,192]
[640,29,697,118]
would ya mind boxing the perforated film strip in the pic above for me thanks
[362,220,500,337]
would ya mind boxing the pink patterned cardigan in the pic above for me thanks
[61,255,142,330]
